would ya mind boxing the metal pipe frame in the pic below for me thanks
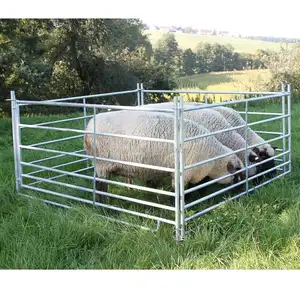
[185,133,290,171]
[10,83,292,241]
[20,145,175,173]
[137,83,141,106]
[21,161,174,197]
[22,173,175,212]
[184,150,288,196]
[22,184,175,225]
[33,114,93,127]
[20,193,161,232]
[173,96,181,240]
[11,91,22,192]
[185,170,290,222]
[185,152,290,209]
[143,89,288,96]
[27,165,93,187]
[288,84,292,173]
[184,113,289,143]
[19,123,174,144]
[282,83,287,173]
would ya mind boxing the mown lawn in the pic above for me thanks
[0,100,300,269]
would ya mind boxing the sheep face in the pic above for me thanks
[211,155,245,185]
[253,146,278,180]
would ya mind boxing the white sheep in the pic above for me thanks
[141,102,260,176]
[211,106,276,158]
[84,110,246,201]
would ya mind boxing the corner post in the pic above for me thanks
[11,91,22,192]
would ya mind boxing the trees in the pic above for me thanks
[182,48,197,75]
[0,18,176,109]
[154,33,182,78]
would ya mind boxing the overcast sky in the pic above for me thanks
[140,0,300,38]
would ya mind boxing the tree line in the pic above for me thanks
[153,33,269,76]
[0,19,278,115]
[0,19,178,110]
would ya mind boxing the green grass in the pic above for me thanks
[175,69,271,102]
[0,101,300,269]
[146,30,290,53]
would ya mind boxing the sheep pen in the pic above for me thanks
[10,83,292,241]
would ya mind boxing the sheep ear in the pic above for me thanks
[227,161,235,174]
[272,146,278,150]
[249,153,259,163]
[252,147,260,155]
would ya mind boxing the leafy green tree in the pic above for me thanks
[154,33,181,77]
[0,18,177,110]
[182,48,196,75]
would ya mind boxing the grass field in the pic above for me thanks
[175,69,271,102]
[0,98,300,269]
[146,30,290,54]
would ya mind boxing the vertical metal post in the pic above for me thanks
[83,98,87,129]
[287,84,292,173]
[141,83,144,105]
[11,91,22,192]
[281,83,287,173]
[179,96,185,240]
[93,106,97,206]
[83,98,89,168]
[137,83,141,106]
[244,100,249,194]
[204,94,208,104]
[173,96,181,241]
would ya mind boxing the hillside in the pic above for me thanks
[146,30,290,54]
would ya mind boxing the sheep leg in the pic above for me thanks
[126,175,132,185]
[96,180,108,203]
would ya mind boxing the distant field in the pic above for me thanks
[146,30,290,53]
[175,69,271,102]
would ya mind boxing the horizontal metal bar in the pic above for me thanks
[22,174,175,211]
[19,123,174,144]
[26,157,89,176]
[184,114,287,143]
[22,184,175,225]
[185,114,288,143]
[21,145,175,173]
[143,89,288,96]
[20,193,72,209]
[28,149,85,165]
[254,130,282,135]
[27,165,93,186]
[249,114,289,127]
[21,193,161,232]
[185,159,290,209]
[21,161,175,196]
[185,169,290,222]
[45,89,139,102]
[237,111,282,116]
[33,115,94,127]
[16,100,175,112]
[185,134,289,171]
[185,150,288,196]
[185,123,246,142]
[185,198,233,222]
[183,94,288,112]
[28,134,84,148]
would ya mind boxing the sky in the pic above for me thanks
[139,0,300,38]
[1,0,300,39]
